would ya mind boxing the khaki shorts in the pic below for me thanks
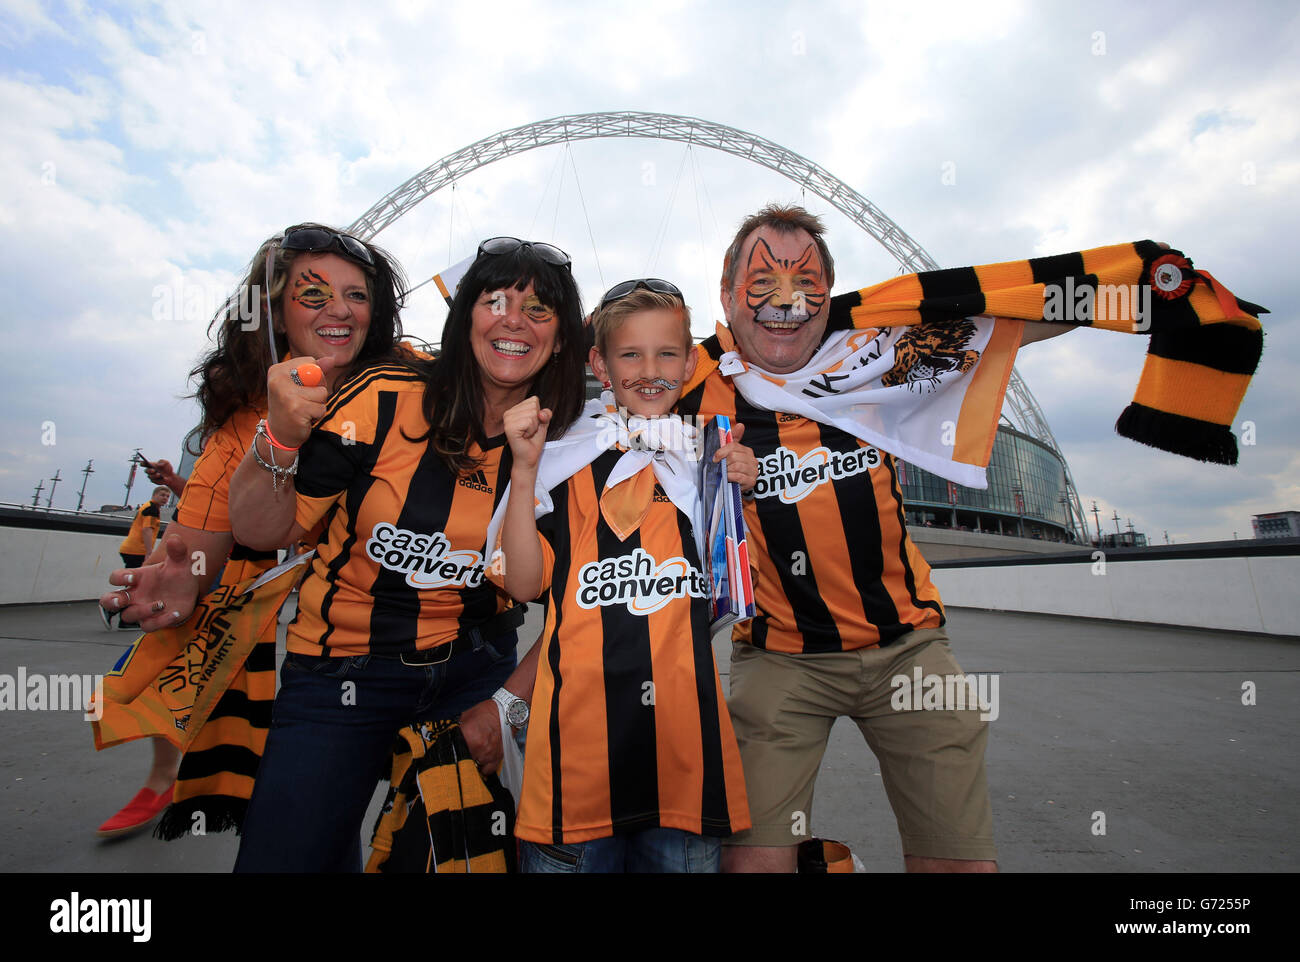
[725,627,997,861]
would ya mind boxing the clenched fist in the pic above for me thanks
[503,396,552,472]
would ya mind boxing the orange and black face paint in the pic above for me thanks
[741,239,828,323]
[522,293,556,323]
[291,269,335,310]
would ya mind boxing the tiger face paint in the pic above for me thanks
[521,293,556,324]
[280,252,372,386]
[723,226,830,375]
[290,269,335,310]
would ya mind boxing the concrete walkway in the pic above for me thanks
[1,601,1295,872]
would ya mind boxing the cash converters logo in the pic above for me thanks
[753,444,880,503]
[366,523,485,589]
[575,547,707,615]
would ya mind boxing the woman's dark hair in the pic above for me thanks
[189,223,408,443]
[417,244,586,475]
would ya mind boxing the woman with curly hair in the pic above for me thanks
[94,224,408,838]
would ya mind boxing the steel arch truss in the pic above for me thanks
[348,110,1086,540]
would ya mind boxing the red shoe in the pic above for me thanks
[96,784,174,838]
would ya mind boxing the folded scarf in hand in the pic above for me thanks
[367,720,515,873]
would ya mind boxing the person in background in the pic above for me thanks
[99,485,170,633]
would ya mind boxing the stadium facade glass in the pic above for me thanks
[900,424,1076,543]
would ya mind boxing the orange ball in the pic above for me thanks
[296,363,323,387]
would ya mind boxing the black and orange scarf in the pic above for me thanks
[367,720,515,873]
[822,240,1265,464]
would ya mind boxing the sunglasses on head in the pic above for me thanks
[599,278,683,309]
[281,226,375,268]
[476,236,572,271]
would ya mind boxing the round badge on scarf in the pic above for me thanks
[1149,252,1194,300]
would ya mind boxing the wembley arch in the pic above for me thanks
[346,110,1088,541]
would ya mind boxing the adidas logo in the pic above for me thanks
[652,490,671,503]
[457,469,494,494]
[778,413,802,423]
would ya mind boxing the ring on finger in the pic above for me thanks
[151,600,166,613]
[120,589,132,605]
[290,368,303,387]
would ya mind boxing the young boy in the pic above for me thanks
[497,281,755,873]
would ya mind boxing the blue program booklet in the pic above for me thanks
[698,415,755,632]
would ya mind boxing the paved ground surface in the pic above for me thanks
[1,600,1296,873]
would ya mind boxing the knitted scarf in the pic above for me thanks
[367,719,516,873]
[688,241,1263,466]
[132,553,310,839]
[828,240,1265,464]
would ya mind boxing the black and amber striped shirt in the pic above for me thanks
[512,451,750,844]
[118,502,162,556]
[676,327,945,654]
[291,364,513,657]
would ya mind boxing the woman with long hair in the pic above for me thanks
[94,224,408,837]
[225,237,586,871]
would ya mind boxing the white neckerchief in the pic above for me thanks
[485,392,704,558]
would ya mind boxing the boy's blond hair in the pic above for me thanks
[592,288,692,357]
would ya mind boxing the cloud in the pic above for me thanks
[0,0,1293,538]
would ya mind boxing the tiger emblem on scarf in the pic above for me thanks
[881,319,981,393]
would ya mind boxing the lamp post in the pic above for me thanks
[46,469,62,508]
[77,459,94,513]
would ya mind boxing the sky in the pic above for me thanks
[0,0,1295,544]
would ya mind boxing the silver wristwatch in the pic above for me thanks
[493,687,529,729]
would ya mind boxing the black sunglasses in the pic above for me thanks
[476,236,572,271]
[281,226,375,268]
[599,278,683,309]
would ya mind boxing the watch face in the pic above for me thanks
[506,699,529,728]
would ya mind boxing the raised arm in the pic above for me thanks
[499,397,550,602]
[228,356,332,549]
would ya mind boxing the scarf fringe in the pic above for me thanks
[154,796,247,841]
[1115,404,1240,465]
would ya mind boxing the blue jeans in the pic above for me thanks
[520,829,721,874]
[234,633,517,873]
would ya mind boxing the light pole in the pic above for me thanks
[123,451,143,507]
[46,469,62,508]
[77,459,94,512]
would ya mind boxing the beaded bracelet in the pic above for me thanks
[253,419,299,492]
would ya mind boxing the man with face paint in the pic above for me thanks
[674,205,1058,874]
[675,204,1265,874]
